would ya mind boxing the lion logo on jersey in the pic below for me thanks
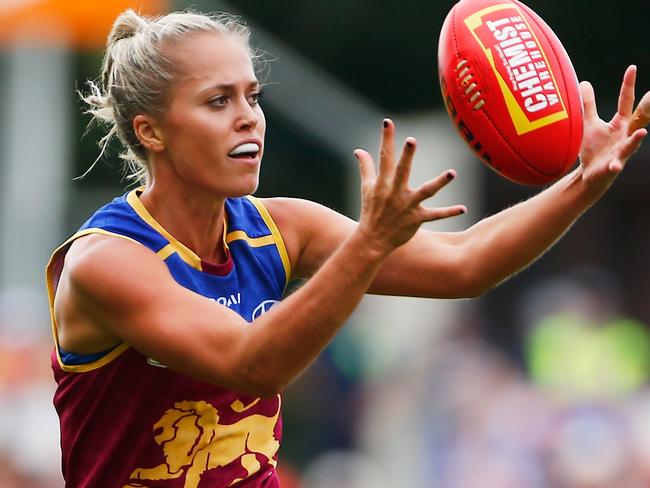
[124,398,280,488]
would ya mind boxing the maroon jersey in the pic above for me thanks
[47,192,289,487]
[52,348,282,487]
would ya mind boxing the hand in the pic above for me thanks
[353,118,466,255]
[629,90,650,135]
[578,65,648,194]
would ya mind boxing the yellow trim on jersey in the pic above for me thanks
[244,196,292,285]
[46,228,135,373]
[56,343,131,373]
[126,189,204,271]
[156,243,176,260]
[225,230,276,248]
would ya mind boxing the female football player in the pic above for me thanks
[46,9,648,487]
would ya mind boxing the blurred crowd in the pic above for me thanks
[2,266,650,487]
[0,288,63,487]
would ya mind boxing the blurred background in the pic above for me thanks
[1,0,649,486]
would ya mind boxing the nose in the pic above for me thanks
[234,96,259,131]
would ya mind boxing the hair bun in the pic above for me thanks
[107,9,147,45]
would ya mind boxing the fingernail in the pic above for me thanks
[446,171,455,180]
[406,139,414,148]
[383,119,389,128]
[459,208,466,214]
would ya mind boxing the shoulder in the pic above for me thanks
[258,197,357,278]
[258,197,351,240]
[259,197,336,224]
[67,232,152,268]
[54,233,170,353]
[64,233,168,306]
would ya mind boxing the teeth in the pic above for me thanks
[229,143,260,156]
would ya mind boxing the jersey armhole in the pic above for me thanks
[46,228,137,373]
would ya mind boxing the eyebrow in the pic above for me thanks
[199,80,261,95]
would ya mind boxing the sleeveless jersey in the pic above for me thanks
[46,189,291,488]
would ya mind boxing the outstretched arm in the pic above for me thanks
[57,128,464,397]
[432,65,649,297]
[270,66,649,299]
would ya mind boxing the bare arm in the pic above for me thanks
[412,66,649,296]
[269,66,649,299]
[56,129,463,397]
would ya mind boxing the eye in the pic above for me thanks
[248,89,265,106]
[208,95,228,107]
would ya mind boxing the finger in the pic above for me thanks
[412,169,457,203]
[378,118,396,180]
[617,65,637,119]
[608,128,648,174]
[393,137,416,189]
[618,128,648,164]
[608,160,623,174]
[420,205,467,223]
[580,81,599,123]
[354,149,376,188]
[629,91,650,135]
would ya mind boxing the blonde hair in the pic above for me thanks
[81,9,253,184]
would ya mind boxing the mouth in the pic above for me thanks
[228,142,261,162]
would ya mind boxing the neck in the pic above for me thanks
[138,180,228,264]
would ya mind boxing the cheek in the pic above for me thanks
[167,112,224,154]
[258,107,267,134]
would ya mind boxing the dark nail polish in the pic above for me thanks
[446,171,455,180]
[406,140,414,148]
[459,208,466,214]
[383,120,389,128]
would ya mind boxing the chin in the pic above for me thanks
[228,179,260,198]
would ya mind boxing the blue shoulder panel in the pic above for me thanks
[79,193,168,254]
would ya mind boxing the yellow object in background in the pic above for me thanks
[0,0,168,49]
[526,312,650,400]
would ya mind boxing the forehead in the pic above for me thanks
[166,32,256,88]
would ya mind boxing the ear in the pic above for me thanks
[133,114,165,153]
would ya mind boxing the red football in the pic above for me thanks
[438,0,583,185]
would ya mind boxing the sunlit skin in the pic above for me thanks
[47,10,650,486]
[53,21,648,397]
[133,33,266,263]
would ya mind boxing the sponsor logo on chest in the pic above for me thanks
[211,293,241,308]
